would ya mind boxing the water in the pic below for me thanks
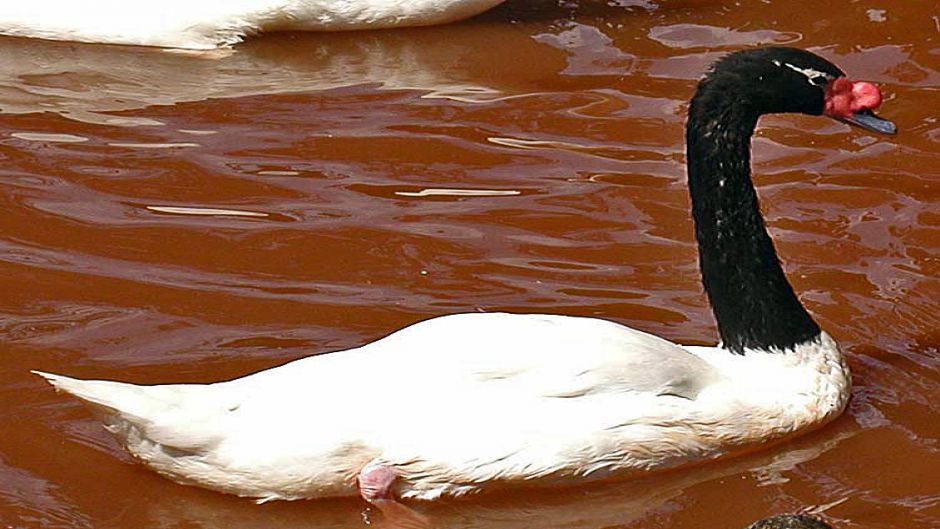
[0,1,937,528]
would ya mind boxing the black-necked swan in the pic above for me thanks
[34,48,896,510]
[0,0,507,49]
[745,514,833,529]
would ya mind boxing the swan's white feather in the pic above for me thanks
[0,0,506,49]
[34,312,850,501]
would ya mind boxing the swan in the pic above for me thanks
[745,514,833,529]
[0,0,507,49]
[34,47,896,510]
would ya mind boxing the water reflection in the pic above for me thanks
[0,23,563,124]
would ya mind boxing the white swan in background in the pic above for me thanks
[34,48,895,513]
[0,0,507,49]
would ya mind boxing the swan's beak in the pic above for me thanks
[835,108,897,135]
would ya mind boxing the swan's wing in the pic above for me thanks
[322,313,725,496]
[38,313,719,441]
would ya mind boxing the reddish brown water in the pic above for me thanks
[0,1,937,528]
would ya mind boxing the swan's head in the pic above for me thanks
[700,47,896,135]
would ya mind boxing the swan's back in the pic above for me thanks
[229,313,719,407]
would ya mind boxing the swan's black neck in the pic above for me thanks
[687,82,820,354]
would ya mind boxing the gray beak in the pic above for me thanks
[835,108,897,135]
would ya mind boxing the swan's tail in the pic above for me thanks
[32,370,220,453]
[33,370,155,419]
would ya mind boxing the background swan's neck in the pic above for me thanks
[686,95,820,354]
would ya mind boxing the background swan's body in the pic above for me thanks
[35,312,849,501]
[35,47,895,504]
[0,0,506,49]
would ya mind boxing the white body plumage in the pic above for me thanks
[35,312,851,502]
[0,0,506,49]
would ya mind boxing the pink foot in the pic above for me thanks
[358,460,398,502]
[357,461,431,529]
